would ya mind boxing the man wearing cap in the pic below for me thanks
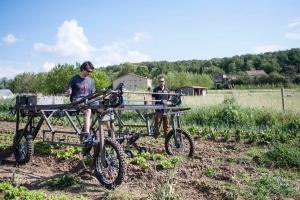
[151,75,170,139]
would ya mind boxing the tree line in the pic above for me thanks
[1,48,300,94]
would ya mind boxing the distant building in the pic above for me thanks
[212,72,238,85]
[113,73,152,89]
[177,86,207,96]
[246,70,266,77]
[0,89,14,99]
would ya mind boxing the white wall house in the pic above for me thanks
[113,73,152,90]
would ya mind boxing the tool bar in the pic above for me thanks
[120,99,170,102]
[15,103,181,112]
[120,91,186,95]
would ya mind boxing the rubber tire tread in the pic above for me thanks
[93,137,127,189]
[13,129,34,164]
[165,128,195,158]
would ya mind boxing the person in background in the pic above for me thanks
[65,61,111,137]
[151,75,170,139]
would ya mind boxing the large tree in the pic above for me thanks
[45,63,78,94]
[90,69,111,90]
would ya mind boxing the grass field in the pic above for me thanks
[180,88,300,112]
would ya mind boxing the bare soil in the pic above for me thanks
[0,121,297,200]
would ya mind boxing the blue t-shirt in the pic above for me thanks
[67,75,96,102]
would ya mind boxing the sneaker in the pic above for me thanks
[149,131,154,136]
[82,132,91,144]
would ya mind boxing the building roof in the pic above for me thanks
[246,70,266,76]
[113,73,152,82]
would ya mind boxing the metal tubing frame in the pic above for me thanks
[13,83,189,152]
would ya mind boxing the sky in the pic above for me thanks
[0,0,300,79]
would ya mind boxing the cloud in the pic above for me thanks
[34,19,96,60]
[95,50,151,67]
[101,42,125,52]
[133,32,151,42]
[251,45,281,54]
[286,22,300,28]
[285,33,300,40]
[2,34,19,45]
[286,17,300,28]
[95,37,151,67]
[0,60,31,79]
[41,62,55,71]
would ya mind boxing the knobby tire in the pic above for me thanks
[165,128,195,158]
[13,129,34,164]
[93,137,127,189]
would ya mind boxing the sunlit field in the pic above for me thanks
[124,88,300,112]
[180,89,300,112]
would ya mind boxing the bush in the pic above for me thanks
[266,143,300,169]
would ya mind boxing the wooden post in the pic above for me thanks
[281,87,285,111]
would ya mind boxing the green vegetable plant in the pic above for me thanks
[132,156,146,164]
[153,153,164,161]
[141,151,151,159]
[47,173,81,190]
[141,163,151,170]
[159,160,172,169]
[170,156,183,164]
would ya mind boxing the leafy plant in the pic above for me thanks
[235,129,243,142]
[140,151,151,159]
[47,173,82,190]
[132,156,146,164]
[141,163,151,170]
[153,153,164,161]
[265,143,300,169]
[159,160,172,169]
[0,182,47,199]
[203,166,218,178]
[260,131,272,144]
[222,129,231,141]
[170,156,183,164]
[247,130,259,143]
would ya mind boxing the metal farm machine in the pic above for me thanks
[10,83,194,189]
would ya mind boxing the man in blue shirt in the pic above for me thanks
[66,61,111,136]
[151,75,170,139]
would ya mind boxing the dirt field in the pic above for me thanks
[0,121,299,200]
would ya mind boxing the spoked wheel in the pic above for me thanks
[165,128,194,158]
[13,129,34,164]
[93,138,127,189]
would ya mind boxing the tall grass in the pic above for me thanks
[182,88,300,112]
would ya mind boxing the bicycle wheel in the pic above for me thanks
[13,129,34,164]
[93,137,127,189]
[165,128,194,158]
